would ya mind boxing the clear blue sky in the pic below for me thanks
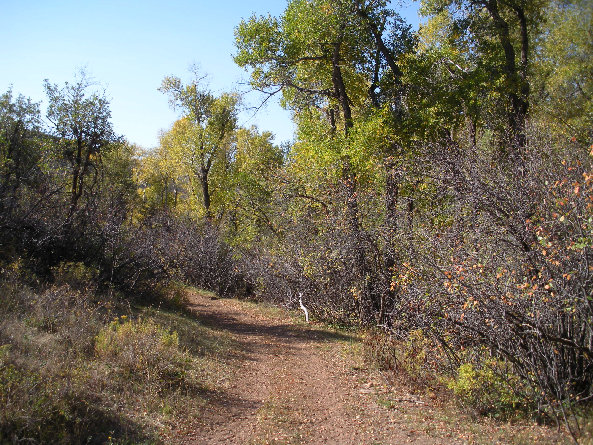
[2,0,420,149]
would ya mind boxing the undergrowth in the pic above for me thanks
[362,328,584,443]
[0,263,239,444]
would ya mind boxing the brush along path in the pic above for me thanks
[173,291,456,445]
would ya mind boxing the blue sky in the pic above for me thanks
[2,0,420,149]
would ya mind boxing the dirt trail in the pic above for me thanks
[176,292,458,445]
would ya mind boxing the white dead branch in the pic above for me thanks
[298,292,309,322]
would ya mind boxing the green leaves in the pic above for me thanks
[44,73,117,150]
[43,71,122,214]
[234,14,282,69]
[534,0,593,142]
[159,73,215,125]
[157,72,239,216]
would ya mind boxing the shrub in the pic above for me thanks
[51,261,98,290]
[95,317,189,387]
[0,346,135,444]
[447,358,531,419]
[363,328,449,390]
[28,286,107,355]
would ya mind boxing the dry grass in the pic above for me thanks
[0,280,241,444]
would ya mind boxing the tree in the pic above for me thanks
[226,126,284,245]
[235,0,422,322]
[137,133,185,212]
[534,0,592,143]
[235,0,382,134]
[0,89,42,218]
[0,89,46,265]
[159,72,238,218]
[418,0,547,157]
[44,72,120,218]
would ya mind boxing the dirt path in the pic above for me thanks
[175,292,459,445]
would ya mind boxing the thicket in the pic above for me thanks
[230,0,593,440]
[1,0,592,441]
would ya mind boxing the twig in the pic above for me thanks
[298,292,309,322]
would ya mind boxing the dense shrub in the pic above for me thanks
[382,128,593,429]
[95,317,189,387]
[447,360,528,419]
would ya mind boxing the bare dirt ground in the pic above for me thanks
[172,291,567,445]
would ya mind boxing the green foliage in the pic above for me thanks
[534,0,593,142]
[447,359,528,418]
[52,261,99,289]
[0,89,42,192]
[102,141,139,205]
[225,126,284,246]
[44,70,121,214]
[235,0,408,126]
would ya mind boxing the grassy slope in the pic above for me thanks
[0,281,241,444]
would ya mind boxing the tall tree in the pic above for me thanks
[235,0,414,322]
[226,126,284,245]
[418,0,546,156]
[534,0,592,143]
[0,89,42,218]
[159,72,238,218]
[44,72,120,218]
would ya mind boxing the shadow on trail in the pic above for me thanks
[187,299,357,346]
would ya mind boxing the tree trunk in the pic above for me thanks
[332,33,353,134]
[484,0,530,156]
[201,165,211,215]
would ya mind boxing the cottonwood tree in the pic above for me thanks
[0,89,43,219]
[418,0,547,158]
[159,72,238,218]
[235,0,418,322]
[534,0,592,143]
[226,126,284,245]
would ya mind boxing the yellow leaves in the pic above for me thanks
[392,262,416,292]
[320,3,333,15]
